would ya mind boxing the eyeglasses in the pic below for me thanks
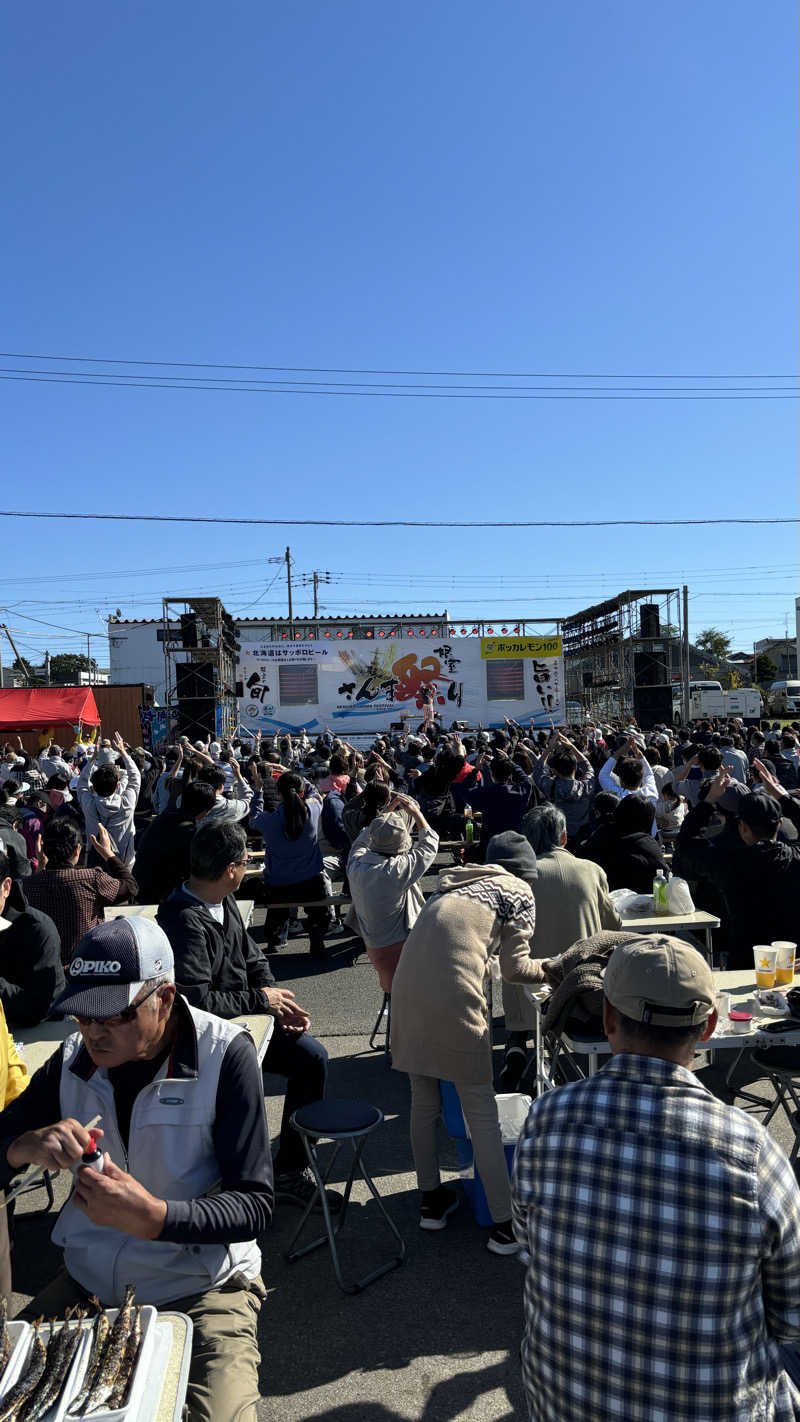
[72,982,163,1029]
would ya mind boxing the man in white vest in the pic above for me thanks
[0,916,273,1422]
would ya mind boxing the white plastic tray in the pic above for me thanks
[0,1312,185,1422]
[0,1320,32,1400]
[56,1303,157,1422]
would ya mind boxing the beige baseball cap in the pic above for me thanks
[604,935,715,1028]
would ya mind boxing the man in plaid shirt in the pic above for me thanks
[512,935,800,1421]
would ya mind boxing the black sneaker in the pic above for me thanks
[274,1167,343,1213]
[498,1046,527,1092]
[487,1220,519,1255]
[419,1185,459,1231]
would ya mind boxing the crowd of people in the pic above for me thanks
[0,709,798,1419]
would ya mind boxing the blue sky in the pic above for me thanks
[1,1,797,667]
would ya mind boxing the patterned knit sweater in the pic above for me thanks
[390,863,543,1085]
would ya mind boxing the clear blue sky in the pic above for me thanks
[1,1,797,666]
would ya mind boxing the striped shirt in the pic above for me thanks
[511,1053,800,1421]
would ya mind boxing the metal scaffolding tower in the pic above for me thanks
[161,596,240,741]
[562,588,682,723]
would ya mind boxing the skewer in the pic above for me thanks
[1,1116,102,1209]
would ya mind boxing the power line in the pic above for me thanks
[0,559,794,591]
[0,510,796,529]
[0,606,92,636]
[1,373,796,402]
[0,366,796,395]
[0,554,271,588]
[1,351,796,379]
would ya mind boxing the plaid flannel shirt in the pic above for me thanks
[511,1054,800,1422]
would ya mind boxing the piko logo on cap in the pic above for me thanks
[71,959,122,975]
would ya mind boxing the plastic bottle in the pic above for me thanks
[653,870,669,916]
[71,1130,105,1177]
[464,807,474,845]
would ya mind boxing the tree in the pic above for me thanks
[49,652,98,682]
[754,653,778,688]
[11,657,44,686]
[695,628,732,664]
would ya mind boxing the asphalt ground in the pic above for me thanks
[8,856,799,1421]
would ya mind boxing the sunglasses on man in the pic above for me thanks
[72,981,164,1029]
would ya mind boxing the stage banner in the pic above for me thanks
[237,637,565,731]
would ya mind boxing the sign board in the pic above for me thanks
[237,636,566,733]
[480,635,562,659]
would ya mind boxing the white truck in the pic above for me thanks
[678,686,762,723]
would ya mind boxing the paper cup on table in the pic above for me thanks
[772,941,797,986]
[754,946,778,989]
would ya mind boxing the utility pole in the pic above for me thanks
[681,584,690,724]
[300,570,331,619]
[45,650,51,686]
[285,547,293,629]
[2,624,33,686]
[87,634,93,683]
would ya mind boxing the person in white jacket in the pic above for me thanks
[77,731,141,866]
[598,736,658,804]
[347,795,439,990]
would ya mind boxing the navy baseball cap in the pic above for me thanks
[54,917,174,1020]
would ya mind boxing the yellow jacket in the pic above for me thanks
[0,1003,27,1107]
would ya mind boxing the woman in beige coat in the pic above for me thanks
[390,858,543,1253]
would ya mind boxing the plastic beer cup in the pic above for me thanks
[754,946,778,989]
[772,942,797,987]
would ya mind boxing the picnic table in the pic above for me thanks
[104,901,255,929]
[618,908,720,961]
[15,1007,275,1076]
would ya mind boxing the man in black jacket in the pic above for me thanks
[725,790,800,967]
[676,770,800,969]
[672,774,751,961]
[133,781,217,904]
[157,820,337,1210]
[0,847,64,1025]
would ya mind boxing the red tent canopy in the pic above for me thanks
[0,687,101,732]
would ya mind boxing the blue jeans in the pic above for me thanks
[264,1026,329,1173]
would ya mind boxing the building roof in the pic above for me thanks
[112,611,448,625]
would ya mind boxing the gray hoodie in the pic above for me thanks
[77,750,141,865]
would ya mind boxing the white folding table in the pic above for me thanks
[529,969,800,1079]
[105,900,255,929]
[618,909,720,961]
